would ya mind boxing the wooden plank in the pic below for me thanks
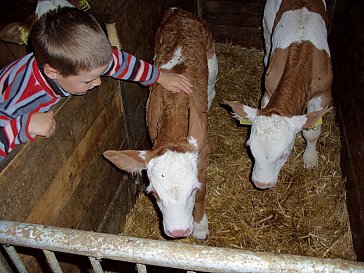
[329,0,364,261]
[25,89,123,225]
[121,83,150,149]
[166,0,196,13]
[0,0,160,270]
[115,0,163,151]
[54,99,128,230]
[204,13,261,27]
[95,175,142,234]
[79,83,148,234]
[203,0,264,15]
[211,25,263,49]
[0,79,119,221]
[77,168,137,234]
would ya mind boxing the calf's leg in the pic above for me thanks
[302,126,321,168]
[302,97,324,168]
[193,186,208,240]
[192,144,209,240]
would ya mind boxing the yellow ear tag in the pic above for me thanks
[308,117,323,129]
[79,0,91,11]
[19,27,30,45]
[239,118,252,125]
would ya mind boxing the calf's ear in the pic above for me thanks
[302,107,332,129]
[222,100,258,123]
[288,107,332,132]
[103,150,147,174]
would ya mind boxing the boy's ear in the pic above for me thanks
[43,64,60,80]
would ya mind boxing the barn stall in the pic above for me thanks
[0,0,364,272]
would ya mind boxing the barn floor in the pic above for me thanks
[122,42,356,260]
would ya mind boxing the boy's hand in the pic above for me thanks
[157,71,193,94]
[28,111,56,138]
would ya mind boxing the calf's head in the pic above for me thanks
[103,137,200,238]
[223,101,330,189]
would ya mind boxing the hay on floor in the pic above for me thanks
[122,42,356,260]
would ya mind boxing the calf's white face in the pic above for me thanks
[146,150,200,238]
[103,139,200,238]
[223,101,329,189]
[247,115,296,189]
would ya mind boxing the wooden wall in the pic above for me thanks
[202,0,265,49]
[329,0,364,262]
[167,0,266,49]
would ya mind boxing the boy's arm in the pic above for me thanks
[104,48,193,94]
[0,54,56,161]
[0,111,56,162]
[0,113,36,161]
[103,48,159,86]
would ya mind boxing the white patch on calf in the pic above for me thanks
[187,136,198,149]
[138,150,147,160]
[248,115,296,188]
[272,7,330,56]
[207,52,218,110]
[263,0,283,66]
[146,150,200,237]
[35,0,75,18]
[160,47,184,70]
[307,96,323,113]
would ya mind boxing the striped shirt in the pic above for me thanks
[0,47,160,161]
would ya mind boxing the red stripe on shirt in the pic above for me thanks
[140,61,149,82]
[118,54,132,79]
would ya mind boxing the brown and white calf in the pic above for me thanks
[224,0,332,189]
[104,8,217,239]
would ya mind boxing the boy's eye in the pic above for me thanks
[85,78,97,84]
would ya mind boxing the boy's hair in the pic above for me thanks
[31,7,112,76]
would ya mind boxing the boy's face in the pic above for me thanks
[44,64,109,95]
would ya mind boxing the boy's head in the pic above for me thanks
[31,7,113,95]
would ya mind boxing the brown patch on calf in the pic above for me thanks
[263,41,332,117]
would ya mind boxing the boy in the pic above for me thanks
[0,7,193,162]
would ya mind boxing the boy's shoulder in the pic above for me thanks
[1,52,36,75]
[13,52,35,67]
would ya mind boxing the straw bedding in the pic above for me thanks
[122,42,356,260]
